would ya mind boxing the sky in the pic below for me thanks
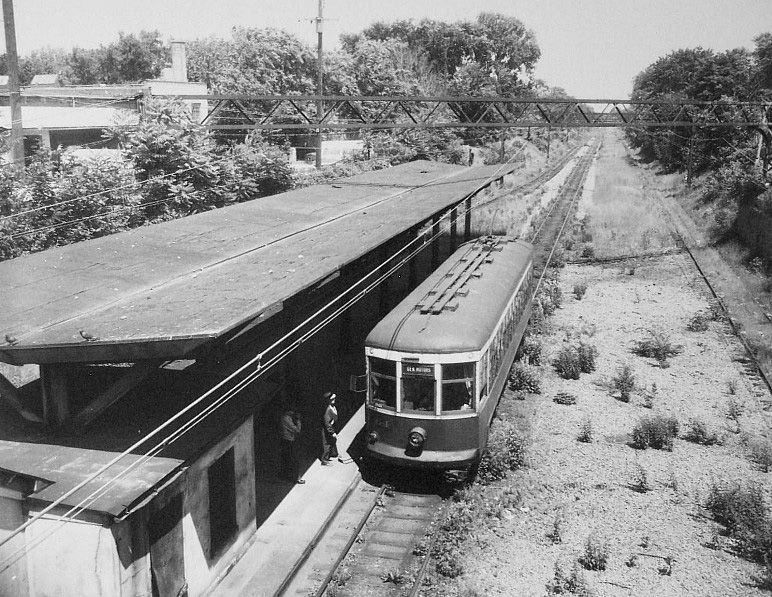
[5,0,772,98]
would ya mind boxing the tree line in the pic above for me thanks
[626,33,772,240]
[0,13,570,261]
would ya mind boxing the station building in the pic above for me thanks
[0,159,520,596]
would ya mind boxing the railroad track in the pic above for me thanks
[278,141,601,597]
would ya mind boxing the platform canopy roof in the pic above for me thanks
[0,160,515,365]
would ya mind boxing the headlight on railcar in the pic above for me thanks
[407,427,426,448]
[368,431,379,444]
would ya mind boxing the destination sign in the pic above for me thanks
[402,363,433,377]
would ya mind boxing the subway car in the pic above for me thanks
[364,235,534,469]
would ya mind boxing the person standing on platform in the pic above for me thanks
[321,392,339,464]
[279,409,305,484]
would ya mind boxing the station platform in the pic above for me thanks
[209,406,366,597]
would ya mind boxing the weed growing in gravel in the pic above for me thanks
[477,419,528,483]
[546,561,593,597]
[633,330,682,367]
[573,282,588,300]
[552,342,596,380]
[554,392,577,405]
[727,379,737,395]
[727,398,744,432]
[435,484,523,578]
[577,342,598,373]
[540,280,564,315]
[579,534,610,571]
[381,569,406,584]
[508,362,541,394]
[631,415,679,451]
[581,244,595,259]
[517,336,542,365]
[631,463,651,493]
[705,482,772,564]
[577,418,594,443]
[684,417,721,446]
[612,365,636,402]
[553,346,582,379]
[687,311,711,332]
[625,554,639,568]
[642,383,657,408]
[548,510,566,544]
[746,436,772,472]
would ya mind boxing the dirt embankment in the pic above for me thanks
[426,130,772,597]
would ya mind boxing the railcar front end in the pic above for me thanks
[365,353,482,469]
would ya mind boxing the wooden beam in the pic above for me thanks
[40,364,70,427]
[431,215,440,269]
[450,206,458,251]
[464,197,472,241]
[72,361,161,430]
[0,371,42,424]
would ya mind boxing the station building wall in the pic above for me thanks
[3,416,255,597]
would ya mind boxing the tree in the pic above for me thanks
[187,28,315,94]
[119,99,227,221]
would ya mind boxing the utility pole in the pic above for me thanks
[2,0,23,165]
[315,0,324,169]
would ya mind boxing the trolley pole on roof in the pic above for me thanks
[2,0,23,165]
[315,0,324,169]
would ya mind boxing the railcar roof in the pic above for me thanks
[365,237,532,354]
[0,160,517,365]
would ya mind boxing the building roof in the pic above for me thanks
[0,105,139,131]
[0,440,182,517]
[29,74,61,86]
[0,161,517,365]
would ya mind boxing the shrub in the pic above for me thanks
[612,365,635,402]
[579,534,609,571]
[548,510,566,544]
[631,464,651,493]
[547,562,592,597]
[477,419,528,483]
[553,346,582,380]
[517,336,542,365]
[631,415,679,451]
[577,418,593,443]
[642,383,657,409]
[581,244,595,259]
[633,331,682,366]
[539,280,563,315]
[573,282,588,300]
[554,392,577,405]
[747,436,772,472]
[508,362,541,394]
[705,482,772,562]
[686,311,711,332]
[683,417,721,446]
[577,342,598,373]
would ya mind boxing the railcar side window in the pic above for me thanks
[369,357,396,410]
[441,362,475,412]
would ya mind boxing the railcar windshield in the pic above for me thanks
[369,357,396,410]
[401,362,435,413]
[441,362,475,412]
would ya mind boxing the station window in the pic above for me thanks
[401,372,435,413]
[441,362,475,413]
[369,357,397,410]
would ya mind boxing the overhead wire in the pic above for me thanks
[0,131,548,572]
